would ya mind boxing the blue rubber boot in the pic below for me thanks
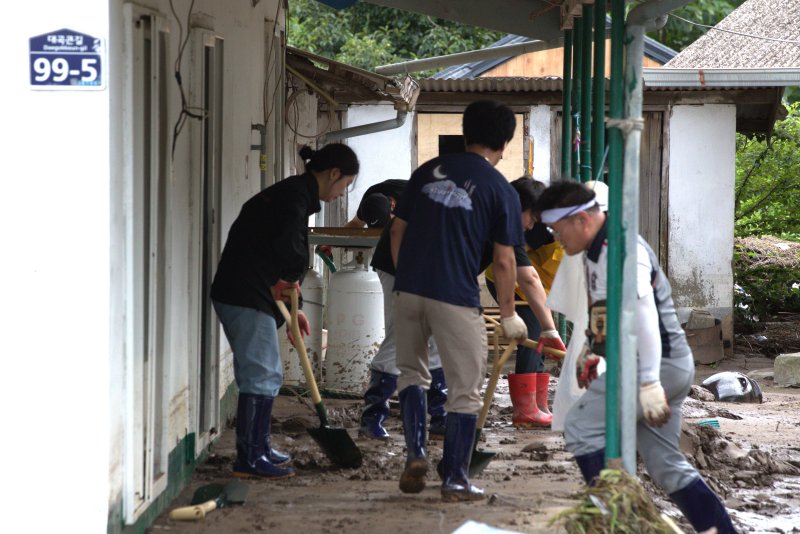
[398,386,428,493]
[669,477,739,534]
[441,413,484,502]
[359,370,398,440]
[233,393,295,479]
[262,396,291,465]
[574,449,605,486]
[427,367,448,439]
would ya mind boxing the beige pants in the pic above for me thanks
[394,291,488,415]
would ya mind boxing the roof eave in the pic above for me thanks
[643,67,800,88]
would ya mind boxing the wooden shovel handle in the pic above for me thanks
[477,340,517,430]
[483,314,566,358]
[168,499,218,521]
[275,290,323,406]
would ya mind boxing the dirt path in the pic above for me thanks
[150,348,800,534]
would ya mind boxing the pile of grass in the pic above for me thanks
[549,469,677,533]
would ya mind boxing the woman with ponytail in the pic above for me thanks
[211,143,359,479]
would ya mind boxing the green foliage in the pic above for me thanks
[650,0,745,51]
[735,103,800,240]
[287,0,503,71]
[734,253,800,323]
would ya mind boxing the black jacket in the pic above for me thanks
[211,172,320,320]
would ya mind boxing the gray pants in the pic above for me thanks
[394,291,487,415]
[564,355,699,494]
[370,270,442,375]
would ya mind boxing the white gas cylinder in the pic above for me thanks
[279,268,324,385]
[324,256,384,393]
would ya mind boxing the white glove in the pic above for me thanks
[500,312,527,340]
[640,382,671,427]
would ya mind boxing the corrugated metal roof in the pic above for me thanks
[419,77,563,92]
[666,0,800,69]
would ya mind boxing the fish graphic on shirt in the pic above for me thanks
[422,166,473,210]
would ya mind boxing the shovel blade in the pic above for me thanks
[189,479,248,507]
[468,449,496,478]
[189,483,225,505]
[308,426,363,468]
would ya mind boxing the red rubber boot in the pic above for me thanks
[535,372,553,425]
[507,373,551,428]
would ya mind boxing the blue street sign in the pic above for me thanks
[30,28,105,90]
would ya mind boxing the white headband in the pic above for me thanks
[540,199,599,224]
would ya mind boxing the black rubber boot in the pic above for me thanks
[233,393,295,479]
[262,396,291,465]
[441,412,484,502]
[427,367,448,439]
[574,449,605,486]
[670,477,739,534]
[359,370,397,440]
[398,386,428,494]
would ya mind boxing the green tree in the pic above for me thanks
[650,0,745,51]
[735,103,800,240]
[287,0,503,71]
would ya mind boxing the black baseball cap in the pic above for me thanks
[357,193,391,228]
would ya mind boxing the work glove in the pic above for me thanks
[316,245,333,260]
[500,312,528,340]
[576,343,603,389]
[287,310,311,346]
[271,279,300,304]
[640,382,671,427]
[537,329,567,354]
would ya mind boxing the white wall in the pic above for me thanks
[1,0,109,530]
[668,104,736,338]
[341,104,416,220]
[529,105,552,184]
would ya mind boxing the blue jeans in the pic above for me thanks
[486,280,543,373]
[213,300,283,396]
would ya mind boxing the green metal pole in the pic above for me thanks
[605,0,625,466]
[580,5,593,183]
[571,17,583,179]
[592,1,607,182]
[561,30,573,179]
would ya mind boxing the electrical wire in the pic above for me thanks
[670,13,800,46]
[168,0,206,160]
[263,1,284,127]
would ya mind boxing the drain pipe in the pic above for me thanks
[318,108,409,145]
[614,0,692,473]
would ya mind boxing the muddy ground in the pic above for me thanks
[150,320,800,534]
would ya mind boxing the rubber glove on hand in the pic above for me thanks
[640,382,671,427]
[500,312,528,340]
[317,245,333,260]
[537,329,567,354]
[287,310,311,346]
[271,279,300,304]
[576,343,603,389]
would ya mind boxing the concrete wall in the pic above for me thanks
[2,1,110,530]
[667,104,736,345]
[3,0,283,530]
[528,105,552,185]
[342,104,416,221]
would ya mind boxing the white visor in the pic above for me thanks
[540,199,599,224]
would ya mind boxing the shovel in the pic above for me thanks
[435,339,518,480]
[275,288,363,468]
[168,479,248,521]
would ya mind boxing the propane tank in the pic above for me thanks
[279,268,324,386]
[324,249,384,393]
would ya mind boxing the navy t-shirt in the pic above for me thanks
[393,152,524,308]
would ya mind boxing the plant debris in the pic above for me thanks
[549,469,675,533]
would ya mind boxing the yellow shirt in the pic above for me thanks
[484,241,564,301]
